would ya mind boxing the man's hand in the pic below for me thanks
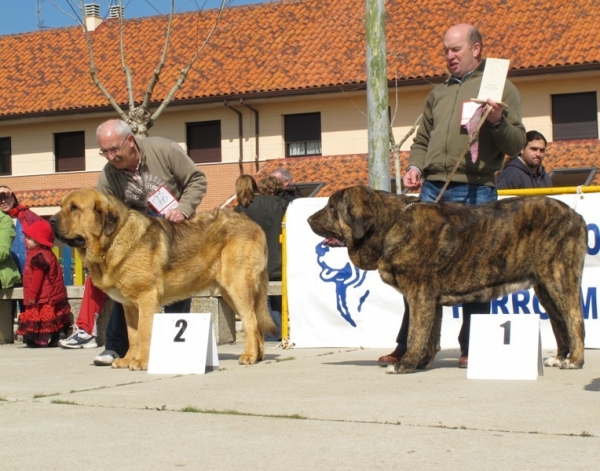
[164,208,186,223]
[402,167,423,191]
[485,98,504,126]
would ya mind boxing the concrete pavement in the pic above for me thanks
[1,339,599,470]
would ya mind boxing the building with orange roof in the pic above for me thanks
[0,0,598,214]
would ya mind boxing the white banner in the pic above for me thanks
[286,193,600,349]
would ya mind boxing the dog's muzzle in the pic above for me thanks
[323,236,346,247]
[49,216,86,248]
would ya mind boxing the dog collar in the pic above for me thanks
[403,202,416,212]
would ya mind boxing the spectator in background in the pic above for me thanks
[16,220,71,347]
[0,186,44,275]
[271,168,303,202]
[259,175,284,196]
[496,131,552,189]
[59,274,107,349]
[0,186,41,320]
[0,210,21,291]
[234,175,287,341]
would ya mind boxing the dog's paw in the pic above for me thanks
[129,359,148,371]
[385,363,415,374]
[112,358,131,369]
[239,353,258,365]
[559,359,583,370]
[543,356,564,368]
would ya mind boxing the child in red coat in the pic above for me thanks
[16,220,71,347]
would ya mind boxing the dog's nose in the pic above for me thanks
[48,216,57,227]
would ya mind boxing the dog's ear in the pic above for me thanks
[349,208,374,241]
[340,190,374,241]
[94,198,119,236]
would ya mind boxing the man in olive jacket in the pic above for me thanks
[379,24,526,370]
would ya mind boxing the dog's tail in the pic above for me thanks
[256,277,278,336]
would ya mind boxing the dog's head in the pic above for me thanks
[308,185,376,248]
[49,188,121,255]
[308,185,418,270]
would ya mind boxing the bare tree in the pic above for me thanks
[57,0,228,136]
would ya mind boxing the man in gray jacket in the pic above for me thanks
[92,119,207,365]
[379,24,526,369]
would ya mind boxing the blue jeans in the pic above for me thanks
[104,298,192,357]
[419,180,497,204]
[396,180,497,355]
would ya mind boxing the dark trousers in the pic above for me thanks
[104,298,192,357]
[392,179,497,356]
[396,298,491,356]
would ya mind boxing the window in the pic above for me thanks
[294,182,325,197]
[187,120,221,163]
[0,137,11,175]
[284,112,322,157]
[551,92,598,141]
[55,131,85,172]
[549,167,597,187]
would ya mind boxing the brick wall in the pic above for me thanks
[3,160,268,212]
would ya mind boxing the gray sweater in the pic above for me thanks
[97,136,207,217]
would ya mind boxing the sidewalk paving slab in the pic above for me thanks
[1,341,599,470]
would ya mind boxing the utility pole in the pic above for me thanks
[365,0,390,191]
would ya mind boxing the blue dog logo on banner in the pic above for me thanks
[315,242,370,327]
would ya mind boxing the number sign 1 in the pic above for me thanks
[148,313,219,375]
[467,314,543,380]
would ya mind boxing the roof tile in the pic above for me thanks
[1,0,599,117]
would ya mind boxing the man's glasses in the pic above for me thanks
[0,193,13,202]
[99,138,128,157]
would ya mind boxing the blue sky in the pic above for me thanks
[1,0,265,36]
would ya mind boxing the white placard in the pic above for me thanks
[472,57,510,106]
[147,185,178,215]
[148,313,219,375]
[467,314,543,380]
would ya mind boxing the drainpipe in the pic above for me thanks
[240,99,259,172]
[224,100,244,175]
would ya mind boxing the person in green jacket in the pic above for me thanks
[0,210,21,290]
[379,23,526,370]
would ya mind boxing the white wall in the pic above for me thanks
[1,71,598,178]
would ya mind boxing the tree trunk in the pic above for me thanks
[366,0,390,191]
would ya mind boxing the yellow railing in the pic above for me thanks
[281,214,289,340]
[498,186,600,196]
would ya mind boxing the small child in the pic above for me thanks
[16,220,71,347]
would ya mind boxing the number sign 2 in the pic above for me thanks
[467,314,543,380]
[148,313,219,375]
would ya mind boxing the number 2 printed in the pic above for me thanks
[174,319,188,342]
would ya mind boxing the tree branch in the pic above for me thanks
[150,0,226,122]
[141,0,176,111]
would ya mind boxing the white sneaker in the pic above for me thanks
[59,328,98,349]
[93,350,120,366]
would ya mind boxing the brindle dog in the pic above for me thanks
[308,185,587,374]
